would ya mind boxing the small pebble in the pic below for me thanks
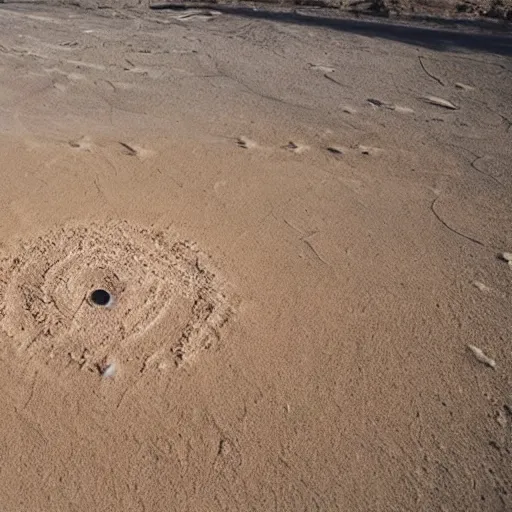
[473,281,490,292]
[467,345,496,369]
[496,410,507,428]
[500,252,512,261]
[455,82,474,91]
[101,362,116,378]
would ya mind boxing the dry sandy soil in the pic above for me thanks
[0,2,511,511]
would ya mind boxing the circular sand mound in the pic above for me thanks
[0,221,232,371]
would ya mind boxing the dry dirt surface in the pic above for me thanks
[0,2,511,511]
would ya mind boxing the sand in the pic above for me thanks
[0,2,511,511]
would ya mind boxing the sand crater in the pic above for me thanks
[0,221,232,370]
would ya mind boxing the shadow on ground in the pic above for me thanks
[151,3,512,56]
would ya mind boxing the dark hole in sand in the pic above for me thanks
[90,289,112,307]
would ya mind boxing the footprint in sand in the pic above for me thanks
[326,146,347,156]
[357,145,383,156]
[118,142,154,160]
[236,136,258,150]
[281,141,309,154]
[68,135,93,151]
[68,138,153,159]
[325,144,382,158]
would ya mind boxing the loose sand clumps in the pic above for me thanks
[0,221,233,371]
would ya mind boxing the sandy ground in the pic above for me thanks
[0,3,511,511]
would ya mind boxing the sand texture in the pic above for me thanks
[0,3,511,511]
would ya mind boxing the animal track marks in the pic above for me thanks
[232,135,383,159]
[281,141,308,154]
[68,135,92,151]
[324,144,383,157]
[118,141,155,159]
[236,136,258,149]
[67,137,154,159]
